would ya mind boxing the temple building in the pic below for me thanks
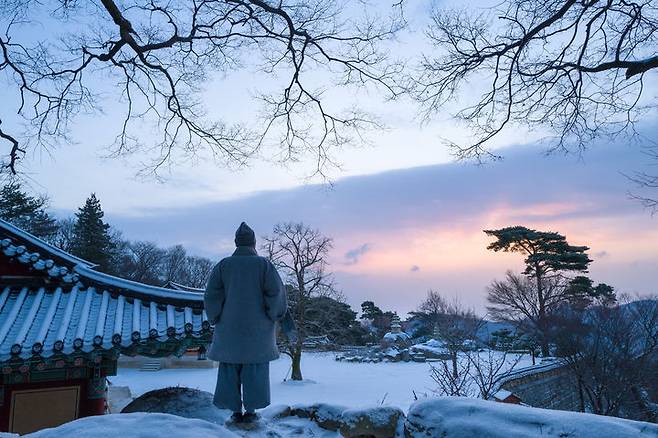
[0,219,211,434]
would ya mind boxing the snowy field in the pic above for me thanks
[110,351,532,411]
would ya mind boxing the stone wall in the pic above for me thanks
[499,363,581,411]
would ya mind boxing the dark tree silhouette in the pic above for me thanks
[0,0,403,175]
[554,297,658,420]
[416,0,658,157]
[484,226,592,356]
[70,193,116,271]
[0,182,57,239]
[415,0,658,206]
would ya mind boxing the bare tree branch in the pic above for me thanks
[261,221,335,380]
[414,0,658,204]
[0,0,404,176]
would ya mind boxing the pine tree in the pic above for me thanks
[70,194,115,271]
[0,182,58,240]
[484,226,592,356]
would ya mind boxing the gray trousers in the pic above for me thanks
[213,362,271,412]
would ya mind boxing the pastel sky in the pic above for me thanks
[2,1,657,316]
[38,134,658,316]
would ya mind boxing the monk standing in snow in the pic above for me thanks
[204,222,288,425]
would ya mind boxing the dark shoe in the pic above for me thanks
[242,412,258,424]
[229,412,243,424]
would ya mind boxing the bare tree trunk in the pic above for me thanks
[264,222,335,383]
[534,262,551,357]
[291,346,303,381]
[577,376,586,412]
[451,351,458,379]
[539,338,550,357]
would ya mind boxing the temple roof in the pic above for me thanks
[162,280,204,293]
[0,219,211,363]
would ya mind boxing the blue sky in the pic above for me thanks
[2,0,658,315]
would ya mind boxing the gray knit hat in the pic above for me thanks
[234,222,256,247]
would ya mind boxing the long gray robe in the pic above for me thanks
[204,246,287,363]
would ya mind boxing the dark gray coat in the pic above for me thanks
[204,246,287,363]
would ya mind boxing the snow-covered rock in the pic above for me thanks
[340,406,405,438]
[404,397,658,438]
[290,402,346,431]
[260,404,293,420]
[382,331,412,350]
[20,394,658,437]
[409,339,450,359]
[120,387,228,424]
[26,413,237,438]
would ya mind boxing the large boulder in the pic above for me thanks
[290,402,346,431]
[340,406,405,438]
[404,397,658,438]
[121,387,227,424]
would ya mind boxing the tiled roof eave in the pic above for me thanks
[0,332,212,369]
[0,233,205,309]
[0,218,95,268]
[0,221,213,364]
[74,265,205,308]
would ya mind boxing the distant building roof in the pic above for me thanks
[493,389,513,400]
[0,219,211,363]
[490,359,567,397]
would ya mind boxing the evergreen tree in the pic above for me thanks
[566,276,617,309]
[0,182,58,239]
[360,300,398,338]
[484,226,593,356]
[300,296,369,345]
[360,301,383,320]
[70,194,115,271]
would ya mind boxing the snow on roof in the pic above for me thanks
[383,331,410,341]
[0,218,95,268]
[0,220,211,362]
[493,389,514,400]
[75,265,205,305]
[163,280,204,293]
[491,359,567,395]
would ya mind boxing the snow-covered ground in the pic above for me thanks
[27,413,238,438]
[26,397,658,438]
[22,352,655,438]
[110,351,533,411]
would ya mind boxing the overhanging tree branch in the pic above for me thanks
[0,0,404,175]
